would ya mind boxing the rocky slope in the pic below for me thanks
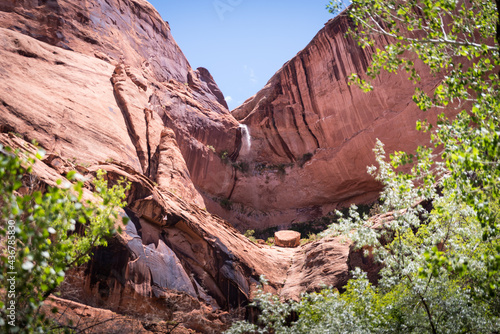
[0,0,240,205]
[0,1,450,332]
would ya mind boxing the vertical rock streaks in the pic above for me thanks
[228,13,452,229]
[298,54,321,149]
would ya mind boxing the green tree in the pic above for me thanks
[0,146,130,333]
[227,0,500,332]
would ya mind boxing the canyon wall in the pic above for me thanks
[0,1,449,332]
[0,0,449,233]
[203,14,449,230]
[0,0,240,202]
[0,1,257,331]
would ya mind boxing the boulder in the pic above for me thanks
[274,230,301,248]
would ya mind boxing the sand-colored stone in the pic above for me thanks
[274,230,301,248]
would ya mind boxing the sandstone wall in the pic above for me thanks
[0,1,443,331]
[0,0,254,324]
[216,14,450,230]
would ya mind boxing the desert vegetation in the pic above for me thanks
[0,147,129,333]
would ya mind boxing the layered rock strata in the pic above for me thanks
[0,0,240,199]
[0,0,251,330]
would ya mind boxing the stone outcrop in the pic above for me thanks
[0,133,291,331]
[1,132,384,332]
[0,0,249,330]
[0,0,241,203]
[0,0,452,233]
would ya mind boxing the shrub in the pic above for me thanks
[0,146,129,333]
[244,229,257,243]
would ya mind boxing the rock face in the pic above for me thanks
[0,1,447,332]
[207,15,453,230]
[0,0,240,197]
[0,133,296,332]
[0,0,250,330]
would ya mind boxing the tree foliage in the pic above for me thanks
[0,146,129,333]
[227,0,500,332]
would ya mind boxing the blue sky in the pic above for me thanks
[147,1,334,110]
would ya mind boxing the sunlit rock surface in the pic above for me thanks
[225,15,450,230]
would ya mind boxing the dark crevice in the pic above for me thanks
[227,169,238,200]
[288,106,306,146]
[270,105,296,162]
[221,276,248,309]
[124,208,142,238]
[148,144,161,183]
[162,234,228,308]
[144,109,153,177]
[0,124,16,135]
[84,238,131,292]
[298,55,321,149]
[228,126,242,161]
[76,11,90,24]
[16,49,39,58]
[213,246,250,310]
[300,107,320,150]
[81,35,100,45]
[111,75,147,173]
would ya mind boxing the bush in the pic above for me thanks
[0,146,129,333]
[244,230,257,243]
[220,197,233,210]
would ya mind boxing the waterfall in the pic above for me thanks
[239,124,251,151]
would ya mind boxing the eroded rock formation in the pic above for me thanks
[0,0,240,192]
[210,15,452,230]
[0,131,385,333]
[0,1,447,332]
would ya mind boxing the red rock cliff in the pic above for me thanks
[0,0,262,330]
[204,14,450,230]
[0,0,240,205]
[0,1,446,332]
